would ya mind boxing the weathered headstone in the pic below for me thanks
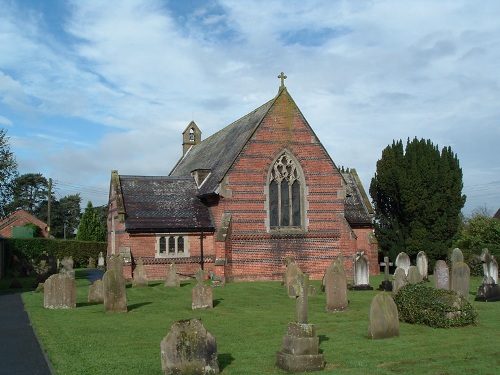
[160,318,219,375]
[276,273,325,372]
[107,254,124,274]
[450,261,470,300]
[103,269,127,313]
[88,279,104,303]
[395,252,411,276]
[450,248,464,266]
[97,252,105,268]
[324,259,348,312]
[475,249,500,302]
[192,269,213,310]
[416,251,429,281]
[407,266,423,284]
[164,263,180,287]
[392,267,407,295]
[284,261,303,298]
[44,273,76,309]
[434,260,450,290]
[352,252,373,290]
[87,257,95,269]
[132,257,148,287]
[368,293,399,339]
[378,256,393,291]
[60,256,75,279]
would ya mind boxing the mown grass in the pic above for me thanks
[22,271,500,375]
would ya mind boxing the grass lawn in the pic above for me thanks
[21,271,499,375]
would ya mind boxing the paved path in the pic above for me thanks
[0,269,104,375]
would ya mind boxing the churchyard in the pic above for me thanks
[20,270,499,375]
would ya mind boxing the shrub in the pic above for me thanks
[394,283,477,328]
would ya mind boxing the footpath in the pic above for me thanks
[0,269,104,375]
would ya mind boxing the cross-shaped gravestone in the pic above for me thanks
[294,273,309,324]
[380,256,393,283]
[278,72,287,88]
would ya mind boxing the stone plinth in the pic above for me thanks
[276,323,325,372]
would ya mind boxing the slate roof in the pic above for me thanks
[169,97,276,196]
[341,169,374,227]
[117,175,214,232]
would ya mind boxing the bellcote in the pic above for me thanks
[182,121,202,155]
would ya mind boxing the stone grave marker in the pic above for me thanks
[378,256,393,291]
[160,318,219,375]
[44,273,76,309]
[107,254,124,274]
[60,256,75,279]
[103,268,127,313]
[475,249,500,302]
[368,292,399,339]
[192,268,213,309]
[324,259,348,312]
[407,266,423,284]
[434,260,450,290]
[132,257,148,287]
[284,261,303,298]
[352,252,373,290]
[395,252,410,276]
[88,279,104,303]
[164,263,180,287]
[87,257,95,269]
[450,248,464,266]
[416,251,429,281]
[450,261,470,300]
[276,273,325,372]
[98,252,105,268]
[392,267,407,295]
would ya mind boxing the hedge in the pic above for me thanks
[6,238,107,268]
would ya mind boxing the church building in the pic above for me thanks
[107,74,377,282]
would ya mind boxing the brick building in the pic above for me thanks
[0,209,50,238]
[107,79,377,281]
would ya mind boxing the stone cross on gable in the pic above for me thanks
[380,256,393,282]
[278,72,287,88]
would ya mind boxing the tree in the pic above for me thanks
[369,138,466,264]
[37,194,82,239]
[453,213,500,257]
[8,173,48,214]
[0,128,18,218]
[76,201,106,242]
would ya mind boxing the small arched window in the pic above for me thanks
[268,152,304,230]
[189,128,195,141]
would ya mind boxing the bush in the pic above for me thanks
[394,283,477,328]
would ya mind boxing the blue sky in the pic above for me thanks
[1,0,499,215]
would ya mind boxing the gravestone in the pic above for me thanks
[368,293,399,339]
[60,256,75,279]
[97,252,105,268]
[416,251,429,281]
[324,259,348,312]
[160,318,219,375]
[434,260,450,290]
[192,269,213,309]
[132,257,148,287]
[88,279,104,303]
[407,266,423,284]
[103,269,127,313]
[87,257,95,269]
[44,273,76,309]
[352,252,373,290]
[164,263,180,287]
[475,249,500,302]
[450,248,464,266]
[276,273,325,372]
[392,267,407,295]
[107,254,124,274]
[378,256,393,291]
[395,252,410,276]
[284,261,303,298]
[450,262,470,300]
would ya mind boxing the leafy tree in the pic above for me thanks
[8,173,48,214]
[76,201,106,242]
[369,138,466,264]
[453,213,500,257]
[37,194,81,239]
[0,128,18,218]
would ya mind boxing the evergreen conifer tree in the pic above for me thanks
[76,201,106,242]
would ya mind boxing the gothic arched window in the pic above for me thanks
[268,152,304,230]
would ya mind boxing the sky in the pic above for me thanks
[1,0,499,216]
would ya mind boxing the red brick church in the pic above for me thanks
[107,74,377,282]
